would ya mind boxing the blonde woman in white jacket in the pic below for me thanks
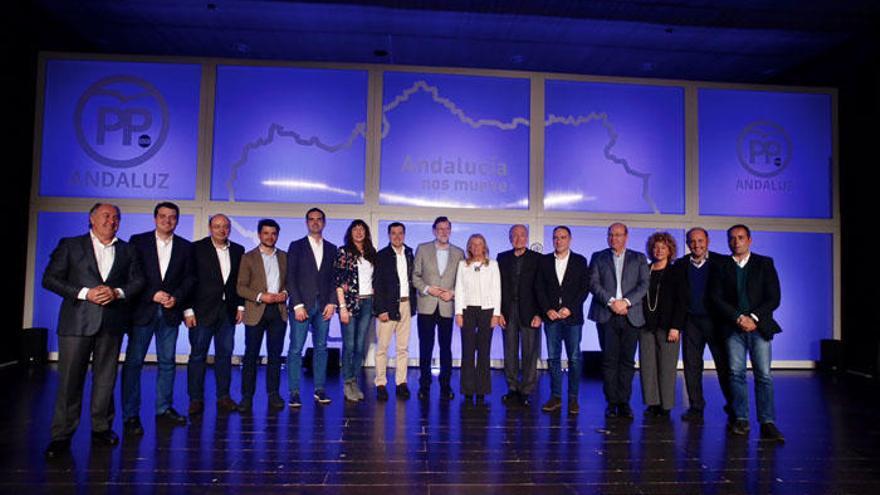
[454,234,501,405]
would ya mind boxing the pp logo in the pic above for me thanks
[74,75,169,169]
[736,121,792,178]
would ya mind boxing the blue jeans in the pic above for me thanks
[288,302,330,394]
[122,307,180,418]
[342,297,373,382]
[187,313,235,401]
[727,330,775,424]
[544,321,582,399]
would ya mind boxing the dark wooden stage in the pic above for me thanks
[0,363,878,494]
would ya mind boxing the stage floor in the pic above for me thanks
[0,364,878,494]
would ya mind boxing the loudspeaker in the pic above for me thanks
[581,351,602,377]
[304,347,341,375]
[819,339,844,372]
[20,327,48,364]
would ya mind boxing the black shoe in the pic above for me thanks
[268,394,285,410]
[645,405,661,416]
[568,399,580,415]
[314,389,332,405]
[728,419,751,436]
[377,386,389,401]
[519,393,531,407]
[418,388,429,401]
[475,394,486,406]
[441,387,455,401]
[91,429,119,446]
[541,397,562,412]
[618,404,634,419]
[124,417,144,436]
[681,408,704,423]
[656,408,671,418]
[396,383,410,399]
[239,398,254,413]
[188,399,205,416]
[45,439,70,459]
[288,393,302,408]
[156,407,187,426]
[605,405,618,418]
[760,422,785,443]
[502,391,519,405]
[464,394,474,402]
[217,396,241,413]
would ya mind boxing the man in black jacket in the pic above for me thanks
[672,227,732,423]
[122,202,195,434]
[497,224,542,407]
[536,226,590,415]
[43,203,144,458]
[710,224,784,443]
[183,214,246,415]
[372,222,417,400]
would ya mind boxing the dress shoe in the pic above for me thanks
[45,439,70,459]
[188,400,205,416]
[396,383,410,399]
[344,381,359,402]
[605,405,618,418]
[124,417,144,436]
[728,419,751,436]
[519,394,531,407]
[217,396,241,413]
[314,389,332,405]
[156,407,187,426]
[645,405,662,416]
[568,399,580,415]
[618,404,634,419]
[681,408,704,423]
[353,382,365,401]
[440,387,455,401]
[91,429,119,446]
[541,397,562,413]
[239,399,253,413]
[760,422,785,443]
[268,394,285,410]
[418,388,429,401]
[288,393,302,408]
[475,395,486,406]
[656,408,671,418]
[502,391,519,405]
[376,385,389,401]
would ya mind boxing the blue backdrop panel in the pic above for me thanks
[211,66,368,203]
[699,89,833,218]
[34,212,195,353]
[40,60,201,200]
[544,81,685,214]
[379,72,530,209]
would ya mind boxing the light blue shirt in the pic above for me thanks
[613,250,625,300]
[261,249,281,294]
[436,245,450,275]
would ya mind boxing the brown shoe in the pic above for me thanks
[188,400,204,416]
[541,397,562,412]
[568,399,580,415]
[217,396,241,413]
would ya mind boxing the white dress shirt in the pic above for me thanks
[613,250,625,300]
[454,259,502,316]
[156,232,173,281]
[554,251,569,285]
[394,245,410,298]
[184,240,244,318]
[77,230,124,300]
[309,235,323,270]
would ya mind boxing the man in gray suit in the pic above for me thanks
[42,203,145,458]
[588,222,649,419]
[412,216,465,401]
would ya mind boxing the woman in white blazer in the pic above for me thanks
[454,234,501,404]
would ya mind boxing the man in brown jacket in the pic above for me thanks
[237,218,288,412]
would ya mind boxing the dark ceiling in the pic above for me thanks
[30,0,880,84]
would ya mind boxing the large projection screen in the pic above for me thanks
[26,55,838,368]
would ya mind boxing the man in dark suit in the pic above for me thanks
[183,213,246,415]
[536,226,590,414]
[710,224,784,443]
[122,202,195,434]
[286,208,338,407]
[497,224,542,407]
[42,203,144,458]
[372,222,418,400]
[672,227,732,423]
[588,222,649,419]
[237,218,288,412]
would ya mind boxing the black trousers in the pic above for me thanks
[460,306,494,395]
[502,306,539,395]
[418,309,453,390]
[682,314,733,411]
[51,326,123,441]
[599,315,640,406]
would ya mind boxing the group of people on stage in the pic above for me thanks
[42,201,785,459]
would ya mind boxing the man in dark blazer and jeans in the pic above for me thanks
[43,203,144,458]
[588,222,649,419]
[710,224,784,443]
[536,225,590,415]
[123,202,195,434]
